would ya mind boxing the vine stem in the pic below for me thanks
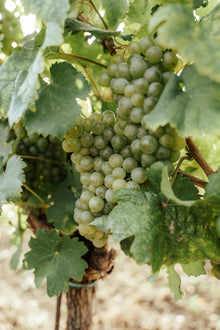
[88,0,109,30]
[177,170,208,188]
[83,67,101,98]
[186,137,215,176]
[171,155,190,186]
[55,294,62,330]
[22,183,46,205]
[57,52,107,68]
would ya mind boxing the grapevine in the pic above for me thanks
[1,0,220,329]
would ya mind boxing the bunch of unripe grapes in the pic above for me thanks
[62,37,185,248]
[14,124,67,201]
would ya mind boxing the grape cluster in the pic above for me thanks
[62,37,185,248]
[15,125,67,201]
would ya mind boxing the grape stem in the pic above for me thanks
[186,137,215,177]
[83,67,101,98]
[171,155,190,186]
[22,183,46,205]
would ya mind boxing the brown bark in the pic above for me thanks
[66,286,95,330]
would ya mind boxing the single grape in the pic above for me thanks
[141,154,156,167]
[89,146,99,157]
[159,134,174,148]
[82,118,92,132]
[155,146,171,160]
[139,36,154,52]
[111,78,129,95]
[133,78,149,95]
[115,63,132,80]
[102,162,113,175]
[111,135,127,150]
[92,236,108,248]
[124,84,135,98]
[104,174,114,188]
[100,146,113,160]
[148,82,164,98]
[126,181,140,190]
[94,157,104,172]
[80,156,94,171]
[103,114,116,127]
[171,135,185,151]
[102,87,114,103]
[68,124,83,138]
[129,60,148,79]
[112,167,126,179]
[112,178,127,191]
[92,121,105,135]
[127,41,141,54]
[122,157,138,173]
[109,154,124,168]
[121,146,132,158]
[79,147,90,156]
[103,127,115,141]
[124,124,138,141]
[140,135,158,154]
[131,93,145,107]
[105,189,115,203]
[111,53,125,64]
[94,135,107,149]
[143,96,158,114]
[78,211,94,225]
[130,139,142,159]
[62,137,81,153]
[131,167,148,184]
[81,191,95,205]
[162,51,178,70]
[129,107,144,124]
[144,66,162,83]
[89,196,105,213]
[80,172,91,186]
[96,185,107,199]
[145,46,163,64]
[107,63,118,77]
[90,172,104,187]
[98,71,111,87]
[137,127,148,139]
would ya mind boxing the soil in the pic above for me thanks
[1,213,220,330]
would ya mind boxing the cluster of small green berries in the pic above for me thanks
[62,37,185,248]
[14,124,67,201]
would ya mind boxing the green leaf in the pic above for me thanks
[149,3,220,83]
[167,265,184,300]
[101,0,129,29]
[10,228,23,270]
[23,229,88,296]
[126,0,150,24]
[64,18,133,40]
[0,155,26,211]
[90,215,109,233]
[161,167,198,206]
[0,48,38,117]
[204,170,220,199]
[0,123,13,162]
[23,0,69,47]
[144,65,220,136]
[24,62,91,137]
[181,260,206,276]
[47,174,76,234]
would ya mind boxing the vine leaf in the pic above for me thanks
[101,0,129,29]
[0,48,38,118]
[24,62,91,137]
[161,166,199,206]
[0,155,26,212]
[181,261,206,276]
[144,65,220,136]
[167,265,184,301]
[90,215,109,233]
[64,18,133,41]
[0,123,13,162]
[23,0,69,47]
[47,174,76,234]
[23,229,88,297]
[149,3,220,83]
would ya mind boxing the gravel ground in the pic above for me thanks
[1,212,220,330]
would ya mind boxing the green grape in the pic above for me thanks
[133,78,149,95]
[62,137,81,152]
[80,156,94,171]
[112,178,127,191]
[141,154,156,167]
[116,63,132,80]
[112,167,126,179]
[148,82,164,98]
[71,151,82,164]
[169,150,180,163]
[94,157,104,172]
[114,123,124,135]
[102,110,115,117]
[89,146,99,157]
[75,163,83,173]
[78,211,94,225]
[103,202,115,214]
[162,71,172,85]
[125,181,140,190]
[105,189,115,203]
[111,53,125,64]
[111,135,127,150]
[82,118,92,132]
[114,93,123,105]
[69,124,83,137]
[88,183,97,193]
[139,36,154,53]
[94,135,107,149]
[127,40,141,54]
[162,51,178,70]
[120,146,133,158]
[145,46,163,64]
[103,127,115,141]
[117,97,133,119]
[140,135,158,154]
[103,114,116,127]
[104,174,114,188]
[96,185,107,199]
[93,230,104,239]
[131,167,148,184]
[81,190,95,205]
[79,147,90,156]
[89,196,104,213]
[107,63,118,77]
[143,96,158,114]
[23,136,32,146]
[98,71,111,87]
[28,133,39,143]
[155,146,171,160]
[101,161,113,175]
[124,124,138,141]
[164,125,177,136]
[129,60,148,79]
[130,139,142,159]
[109,154,123,169]
[124,84,135,98]
[76,199,89,211]
[149,127,164,139]
[171,135,185,151]
[122,157,138,173]
[29,145,39,156]
[127,54,143,65]
[100,146,113,160]
[159,134,174,148]
[131,93,145,107]
[92,121,105,135]
[137,127,148,139]
[78,224,96,236]
[129,107,144,124]
[92,236,108,248]
[80,173,91,186]
[90,172,104,187]
[102,87,114,103]
[144,66,162,83]
[111,78,129,94]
